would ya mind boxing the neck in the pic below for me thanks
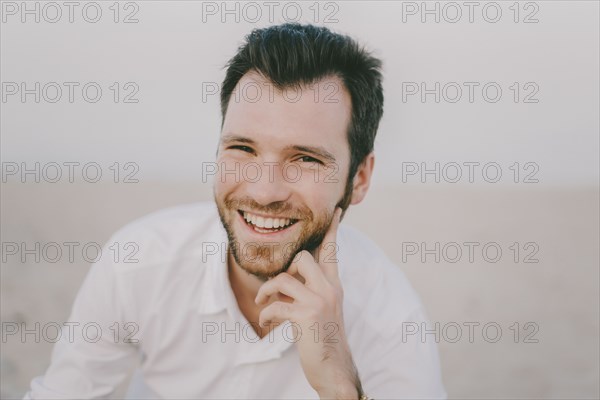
[227,251,308,315]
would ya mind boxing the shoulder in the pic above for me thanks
[105,202,223,271]
[111,201,219,240]
[337,225,446,397]
[338,223,425,333]
[92,202,224,321]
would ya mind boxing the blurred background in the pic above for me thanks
[1,1,598,398]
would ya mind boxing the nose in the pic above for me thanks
[243,162,293,206]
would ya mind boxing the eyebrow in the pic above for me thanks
[220,135,255,145]
[220,134,337,163]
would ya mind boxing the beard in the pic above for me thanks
[214,178,353,281]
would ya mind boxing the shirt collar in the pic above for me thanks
[195,216,295,359]
[197,219,230,315]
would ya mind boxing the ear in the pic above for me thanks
[350,152,375,205]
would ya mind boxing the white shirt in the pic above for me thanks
[26,202,446,399]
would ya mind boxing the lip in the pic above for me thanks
[238,209,298,220]
[237,210,300,238]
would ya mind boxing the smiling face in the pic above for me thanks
[214,71,359,280]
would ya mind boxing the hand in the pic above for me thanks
[255,207,361,399]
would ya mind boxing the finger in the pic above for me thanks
[258,301,296,327]
[255,272,312,305]
[286,250,328,288]
[316,207,342,279]
[285,251,304,276]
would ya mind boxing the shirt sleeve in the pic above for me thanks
[24,240,139,399]
[357,305,447,400]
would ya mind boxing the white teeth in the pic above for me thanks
[242,211,294,230]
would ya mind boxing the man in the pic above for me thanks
[26,23,446,399]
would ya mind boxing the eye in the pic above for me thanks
[296,155,323,165]
[229,145,254,154]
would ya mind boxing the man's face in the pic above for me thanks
[214,71,353,280]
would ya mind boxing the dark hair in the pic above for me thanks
[220,23,384,182]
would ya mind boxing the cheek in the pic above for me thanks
[295,168,344,209]
[213,157,243,193]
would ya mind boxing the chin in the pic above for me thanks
[236,257,288,281]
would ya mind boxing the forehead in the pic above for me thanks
[221,71,352,152]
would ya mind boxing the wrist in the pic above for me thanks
[317,381,359,400]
